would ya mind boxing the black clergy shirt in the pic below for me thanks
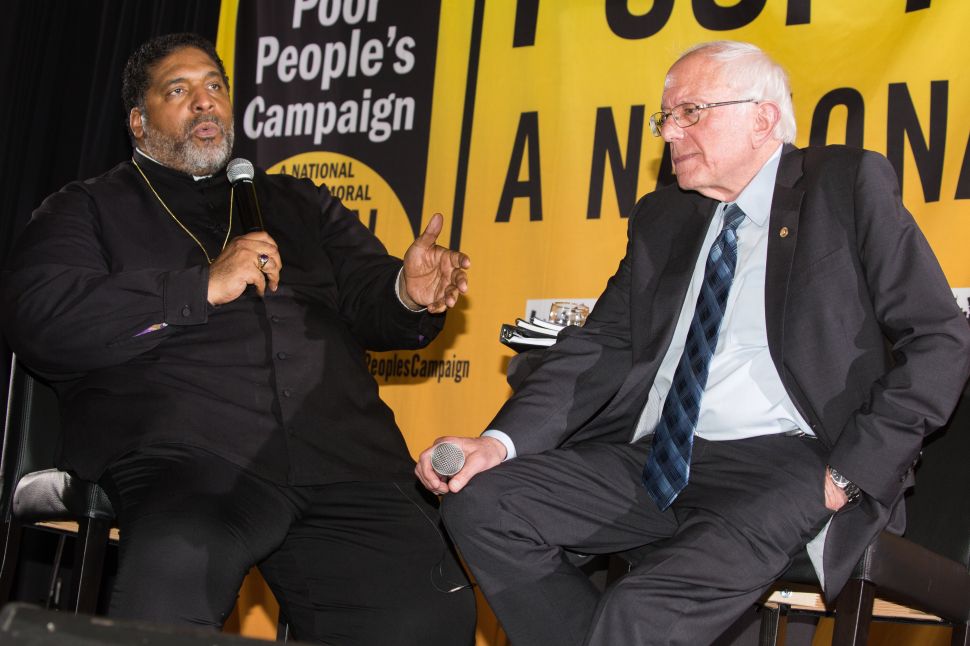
[1,151,444,485]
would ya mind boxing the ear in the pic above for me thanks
[129,107,145,141]
[751,101,781,148]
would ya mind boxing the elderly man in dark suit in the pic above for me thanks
[416,40,970,645]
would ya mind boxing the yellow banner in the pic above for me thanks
[219,3,969,642]
[217,0,970,460]
[386,0,970,456]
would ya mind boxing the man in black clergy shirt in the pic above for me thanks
[1,33,475,644]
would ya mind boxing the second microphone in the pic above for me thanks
[431,442,466,477]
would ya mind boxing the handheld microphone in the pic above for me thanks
[226,158,264,232]
[431,442,465,477]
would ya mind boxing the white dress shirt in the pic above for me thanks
[632,144,811,442]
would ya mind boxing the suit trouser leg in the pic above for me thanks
[587,435,833,645]
[102,447,477,645]
[442,435,834,646]
[99,446,297,627]
[442,440,675,646]
[258,480,477,646]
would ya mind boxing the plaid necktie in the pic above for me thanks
[642,203,746,510]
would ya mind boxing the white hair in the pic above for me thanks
[669,41,796,143]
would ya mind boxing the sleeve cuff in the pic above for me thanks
[394,267,428,313]
[482,429,516,461]
[162,265,210,325]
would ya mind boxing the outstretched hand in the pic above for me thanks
[400,214,470,314]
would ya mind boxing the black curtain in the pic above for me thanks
[0,0,223,412]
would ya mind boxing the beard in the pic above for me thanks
[140,113,235,176]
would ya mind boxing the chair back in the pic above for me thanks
[0,356,113,523]
[904,382,970,568]
[0,356,61,522]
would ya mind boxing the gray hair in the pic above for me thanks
[670,41,796,143]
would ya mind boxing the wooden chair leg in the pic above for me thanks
[67,516,111,614]
[832,578,875,646]
[951,621,969,646]
[759,604,789,646]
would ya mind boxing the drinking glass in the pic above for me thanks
[548,302,589,327]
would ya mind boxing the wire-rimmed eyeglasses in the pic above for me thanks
[648,99,761,137]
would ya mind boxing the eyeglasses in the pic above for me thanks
[649,99,760,137]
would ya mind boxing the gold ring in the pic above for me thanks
[258,253,270,270]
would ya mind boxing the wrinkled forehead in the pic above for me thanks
[662,53,730,105]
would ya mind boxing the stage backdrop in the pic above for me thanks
[215,1,969,643]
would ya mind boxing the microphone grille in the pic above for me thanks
[226,157,255,184]
[431,442,465,477]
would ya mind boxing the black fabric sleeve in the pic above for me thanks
[1,184,210,379]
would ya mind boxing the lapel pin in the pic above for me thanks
[779,227,790,238]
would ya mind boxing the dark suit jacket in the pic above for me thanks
[493,144,970,597]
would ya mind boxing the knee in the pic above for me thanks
[440,475,503,539]
[112,515,254,624]
[119,512,252,582]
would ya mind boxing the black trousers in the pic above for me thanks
[98,445,476,645]
[443,434,834,646]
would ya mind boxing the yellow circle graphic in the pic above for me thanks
[269,151,417,258]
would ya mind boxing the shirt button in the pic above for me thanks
[282,389,292,398]
[181,306,191,317]
[277,351,288,360]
